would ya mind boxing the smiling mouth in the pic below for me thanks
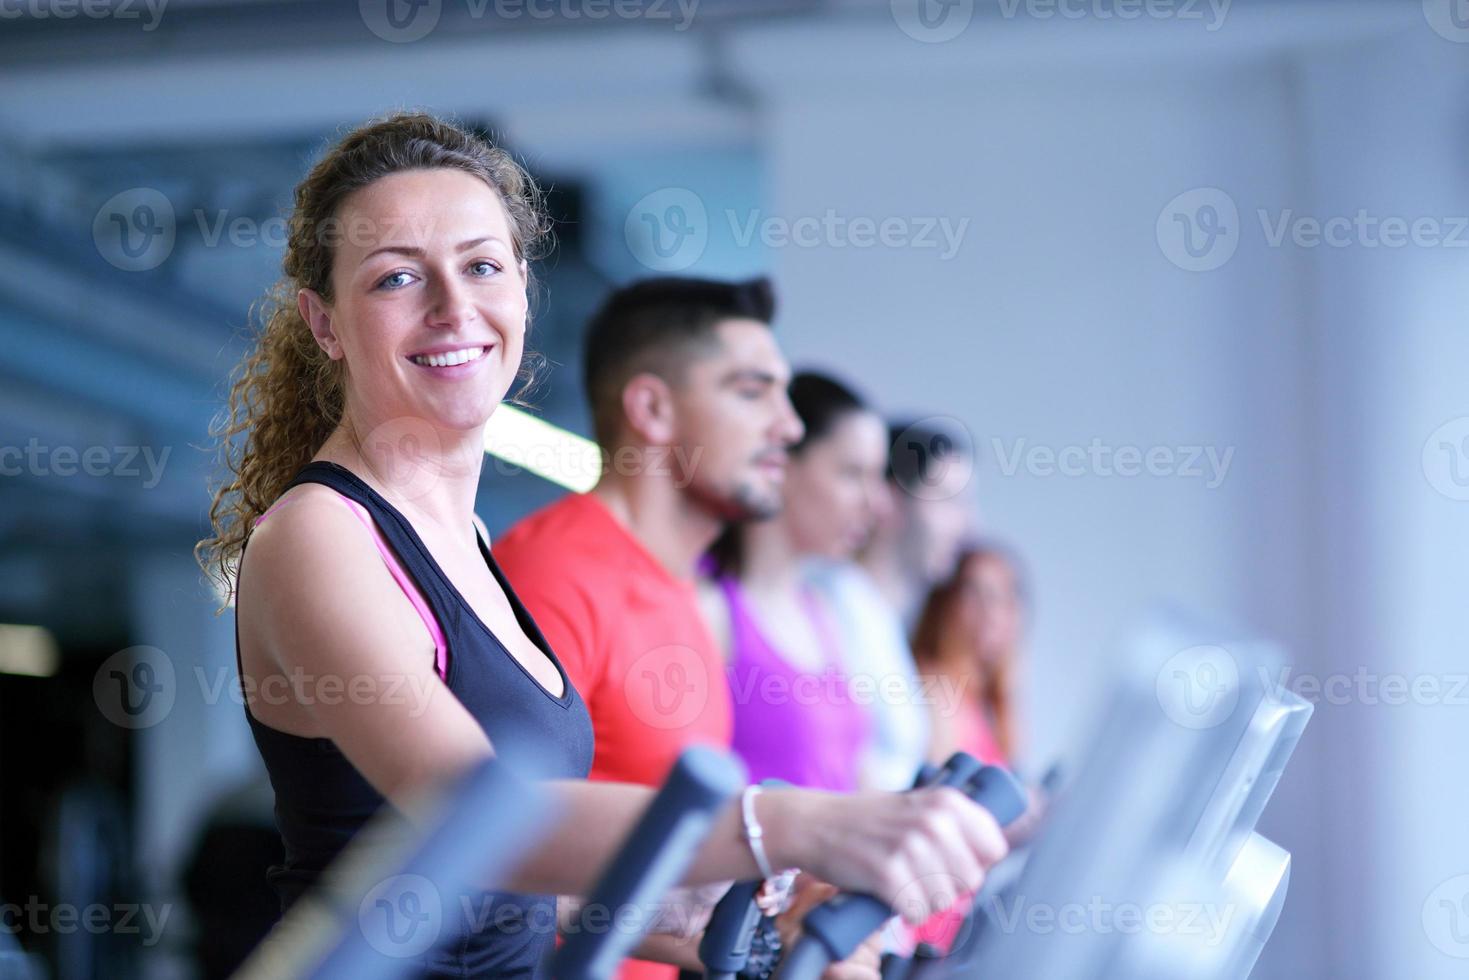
[409,346,489,368]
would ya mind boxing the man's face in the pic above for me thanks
[669,318,804,521]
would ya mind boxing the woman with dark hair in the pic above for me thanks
[701,371,889,791]
[911,543,1028,767]
[198,113,1008,977]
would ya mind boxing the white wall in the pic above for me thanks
[1294,28,1469,980]
[719,13,1465,977]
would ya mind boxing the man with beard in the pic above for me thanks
[493,276,807,978]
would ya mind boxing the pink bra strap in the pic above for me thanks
[254,492,449,681]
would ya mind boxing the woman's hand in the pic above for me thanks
[761,787,1008,925]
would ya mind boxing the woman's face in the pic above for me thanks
[960,553,1022,663]
[782,409,892,560]
[304,168,528,439]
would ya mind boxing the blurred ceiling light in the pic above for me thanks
[0,623,60,677]
[484,404,601,493]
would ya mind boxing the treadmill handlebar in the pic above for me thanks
[552,746,746,980]
[784,761,1029,977]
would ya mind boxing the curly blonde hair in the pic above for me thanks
[195,111,551,609]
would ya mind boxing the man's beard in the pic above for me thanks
[688,474,783,524]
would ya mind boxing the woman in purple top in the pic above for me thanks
[700,372,891,791]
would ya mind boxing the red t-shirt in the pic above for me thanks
[494,492,734,980]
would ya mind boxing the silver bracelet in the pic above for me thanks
[740,785,779,880]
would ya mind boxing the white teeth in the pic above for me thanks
[411,346,486,368]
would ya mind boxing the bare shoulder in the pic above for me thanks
[238,483,409,667]
[237,482,492,804]
[242,483,377,586]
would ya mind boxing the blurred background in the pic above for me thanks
[1,0,1466,977]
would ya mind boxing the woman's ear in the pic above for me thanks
[621,373,676,445]
[297,288,342,360]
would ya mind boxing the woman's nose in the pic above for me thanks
[427,273,477,329]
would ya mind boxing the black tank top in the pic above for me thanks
[235,460,594,978]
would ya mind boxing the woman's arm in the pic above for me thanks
[244,493,1007,914]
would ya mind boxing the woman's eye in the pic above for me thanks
[469,260,500,277]
[377,270,414,290]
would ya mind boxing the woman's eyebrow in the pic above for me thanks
[361,235,508,262]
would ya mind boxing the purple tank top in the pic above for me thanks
[720,576,871,791]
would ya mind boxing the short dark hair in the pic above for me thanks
[582,276,776,446]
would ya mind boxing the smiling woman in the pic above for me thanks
[191,111,1010,980]
[196,116,551,562]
